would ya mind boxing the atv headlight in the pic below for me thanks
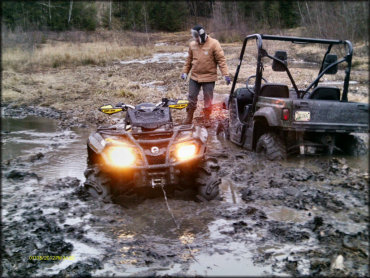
[174,142,198,161]
[105,146,136,167]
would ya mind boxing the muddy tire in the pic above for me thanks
[84,167,111,202]
[256,133,287,160]
[336,134,367,156]
[195,158,221,201]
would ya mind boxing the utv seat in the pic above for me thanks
[259,83,289,98]
[235,88,254,115]
[308,86,340,101]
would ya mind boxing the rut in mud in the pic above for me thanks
[1,115,369,276]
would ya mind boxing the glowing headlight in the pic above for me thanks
[105,146,136,167]
[175,142,197,161]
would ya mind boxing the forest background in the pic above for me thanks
[2,1,368,46]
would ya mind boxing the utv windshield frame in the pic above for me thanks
[229,34,353,112]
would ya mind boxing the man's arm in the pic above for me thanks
[214,41,229,77]
[182,45,193,74]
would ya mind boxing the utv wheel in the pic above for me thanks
[195,158,221,201]
[84,167,111,202]
[256,133,287,160]
[337,134,367,156]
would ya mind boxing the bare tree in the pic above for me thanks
[297,1,368,42]
[142,2,150,43]
[48,0,51,21]
[109,0,112,29]
[68,0,73,24]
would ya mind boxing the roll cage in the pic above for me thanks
[229,34,354,112]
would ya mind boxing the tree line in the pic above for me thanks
[2,1,368,41]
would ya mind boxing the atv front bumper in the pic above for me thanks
[88,124,208,188]
[99,156,202,188]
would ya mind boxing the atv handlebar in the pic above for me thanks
[114,103,135,110]
[115,98,187,109]
[100,98,188,115]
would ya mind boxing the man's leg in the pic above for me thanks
[184,79,201,124]
[202,82,215,127]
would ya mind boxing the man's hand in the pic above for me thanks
[181,73,187,80]
[225,76,231,85]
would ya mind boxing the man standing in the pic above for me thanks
[181,25,231,126]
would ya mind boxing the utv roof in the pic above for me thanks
[260,34,348,45]
[247,34,353,54]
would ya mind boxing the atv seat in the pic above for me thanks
[308,86,340,101]
[259,83,289,98]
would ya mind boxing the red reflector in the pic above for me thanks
[282,108,290,121]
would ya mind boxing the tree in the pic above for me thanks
[2,1,97,31]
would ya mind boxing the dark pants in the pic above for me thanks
[188,79,215,111]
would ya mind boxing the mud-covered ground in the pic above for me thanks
[1,113,368,277]
[2,30,369,276]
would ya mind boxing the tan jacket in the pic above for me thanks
[183,36,229,83]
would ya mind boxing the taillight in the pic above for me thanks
[282,108,290,121]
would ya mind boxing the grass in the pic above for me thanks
[2,42,155,71]
[2,29,186,72]
[1,29,368,125]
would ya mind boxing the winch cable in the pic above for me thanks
[160,185,198,263]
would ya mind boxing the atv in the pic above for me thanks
[219,34,368,159]
[84,98,220,202]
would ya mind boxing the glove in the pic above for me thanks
[181,73,187,80]
[225,76,231,85]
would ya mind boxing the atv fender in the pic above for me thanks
[253,107,279,127]
[87,132,106,154]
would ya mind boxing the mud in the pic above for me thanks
[1,115,368,276]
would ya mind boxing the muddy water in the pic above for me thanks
[2,116,89,181]
[2,116,369,276]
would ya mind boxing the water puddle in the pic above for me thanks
[120,52,187,65]
[141,80,167,92]
[267,206,310,223]
[320,80,359,86]
[290,58,318,68]
[187,219,271,276]
[1,116,91,181]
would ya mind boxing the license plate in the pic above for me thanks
[294,111,310,121]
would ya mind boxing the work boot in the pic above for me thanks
[183,108,195,124]
[203,108,212,128]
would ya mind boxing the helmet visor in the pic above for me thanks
[191,29,199,39]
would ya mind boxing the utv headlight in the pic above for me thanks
[105,146,136,167]
[174,142,198,161]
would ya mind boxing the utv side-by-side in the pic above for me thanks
[220,34,368,159]
[84,98,220,202]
